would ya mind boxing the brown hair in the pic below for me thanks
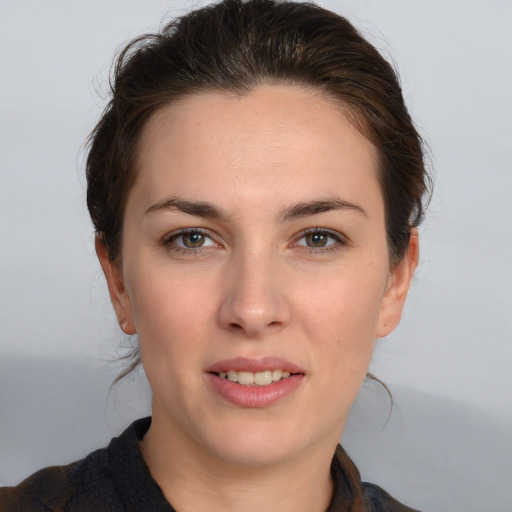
[86,0,430,380]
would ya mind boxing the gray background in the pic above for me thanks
[1,1,511,511]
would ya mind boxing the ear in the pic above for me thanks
[376,228,419,338]
[95,235,136,335]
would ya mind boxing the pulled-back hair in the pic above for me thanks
[86,0,430,269]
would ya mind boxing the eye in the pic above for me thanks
[180,232,208,248]
[303,232,330,247]
[294,228,346,251]
[164,229,218,250]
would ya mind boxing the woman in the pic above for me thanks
[0,1,428,510]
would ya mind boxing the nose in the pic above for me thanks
[217,250,291,338]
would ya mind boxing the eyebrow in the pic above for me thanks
[277,198,367,222]
[145,196,366,222]
[145,197,231,221]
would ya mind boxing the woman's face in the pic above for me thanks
[99,85,416,467]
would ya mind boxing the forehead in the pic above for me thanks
[132,84,382,216]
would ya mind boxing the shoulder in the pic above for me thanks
[0,446,117,512]
[330,444,422,512]
[0,417,162,512]
[361,482,422,512]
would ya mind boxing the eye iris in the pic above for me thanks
[183,232,205,248]
[307,232,327,247]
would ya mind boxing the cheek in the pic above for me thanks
[298,261,387,344]
[125,261,218,370]
[125,267,221,417]
[296,261,387,390]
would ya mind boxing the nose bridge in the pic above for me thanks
[218,240,289,337]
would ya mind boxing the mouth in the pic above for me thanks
[205,358,305,407]
[211,369,294,386]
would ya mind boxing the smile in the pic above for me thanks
[216,369,292,386]
[205,358,305,407]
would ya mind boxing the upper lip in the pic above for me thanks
[204,357,305,374]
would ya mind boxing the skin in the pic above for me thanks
[97,84,418,512]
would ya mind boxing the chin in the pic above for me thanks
[210,434,298,468]
[199,415,322,468]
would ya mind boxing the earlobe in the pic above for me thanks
[376,229,419,338]
[95,235,136,335]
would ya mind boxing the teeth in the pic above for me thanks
[271,369,282,382]
[254,370,272,386]
[237,371,254,385]
[218,369,293,386]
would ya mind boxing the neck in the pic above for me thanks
[140,409,338,512]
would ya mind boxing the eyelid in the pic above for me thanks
[163,227,220,249]
[292,227,348,249]
[162,227,348,253]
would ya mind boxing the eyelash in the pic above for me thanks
[293,228,347,255]
[162,227,347,255]
[163,228,218,254]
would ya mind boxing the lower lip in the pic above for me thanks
[206,373,304,408]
